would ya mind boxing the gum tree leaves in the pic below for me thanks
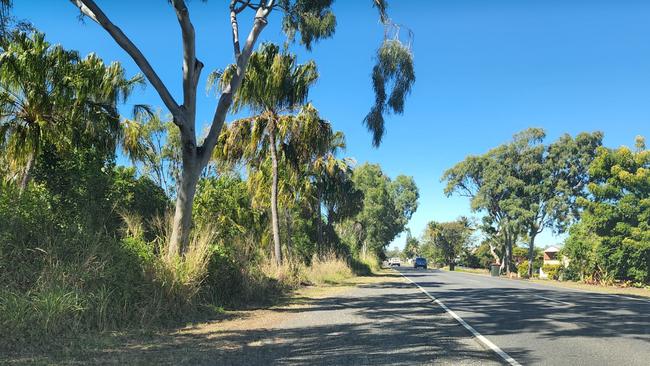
[365,40,415,146]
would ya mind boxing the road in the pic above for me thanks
[397,267,650,365]
[208,272,504,365]
[12,270,648,365]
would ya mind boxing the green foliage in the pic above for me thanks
[565,137,650,284]
[281,0,336,50]
[0,32,142,186]
[402,230,419,258]
[121,110,180,197]
[443,128,603,275]
[473,241,498,269]
[518,260,531,278]
[219,42,318,115]
[109,167,169,237]
[338,163,418,258]
[420,218,473,270]
[276,1,413,146]
[458,248,481,268]
[194,174,262,244]
[542,264,561,280]
[364,40,415,146]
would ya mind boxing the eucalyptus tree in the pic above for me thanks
[0,32,141,190]
[69,0,415,256]
[340,163,418,258]
[421,218,473,270]
[444,129,603,276]
[443,145,525,274]
[514,129,603,277]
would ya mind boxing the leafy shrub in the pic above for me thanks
[518,260,531,279]
[558,264,580,282]
[542,264,561,280]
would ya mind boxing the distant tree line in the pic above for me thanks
[405,129,648,285]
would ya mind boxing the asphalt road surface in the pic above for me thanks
[397,267,650,366]
[212,272,503,365]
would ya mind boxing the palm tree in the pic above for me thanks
[0,32,142,190]
[218,43,317,265]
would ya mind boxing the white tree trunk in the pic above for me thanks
[18,152,35,193]
[168,162,200,256]
[269,131,282,266]
[528,233,537,277]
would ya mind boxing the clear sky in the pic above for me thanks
[15,0,650,249]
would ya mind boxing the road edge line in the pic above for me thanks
[397,270,522,366]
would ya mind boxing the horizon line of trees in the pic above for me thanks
[401,130,648,285]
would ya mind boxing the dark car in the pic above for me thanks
[414,257,427,269]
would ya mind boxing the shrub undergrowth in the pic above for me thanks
[0,185,365,352]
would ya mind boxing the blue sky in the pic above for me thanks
[15,0,650,249]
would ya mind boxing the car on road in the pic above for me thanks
[413,257,427,269]
[388,257,401,267]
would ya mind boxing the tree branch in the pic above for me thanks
[70,0,182,124]
[198,3,274,166]
[230,0,242,57]
[171,0,202,124]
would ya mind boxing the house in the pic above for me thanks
[539,246,570,279]
[542,246,561,265]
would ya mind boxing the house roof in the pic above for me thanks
[544,246,560,253]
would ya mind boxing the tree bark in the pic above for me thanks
[18,152,35,193]
[449,260,455,271]
[489,242,500,265]
[269,130,282,266]
[527,232,536,278]
[316,186,323,256]
[504,233,513,275]
[168,156,199,257]
[285,207,293,262]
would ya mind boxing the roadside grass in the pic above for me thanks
[440,266,650,299]
[441,266,489,275]
[525,278,650,298]
[1,263,395,366]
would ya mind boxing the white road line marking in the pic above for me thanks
[533,294,573,306]
[397,270,522,366]
[616,295,650,303]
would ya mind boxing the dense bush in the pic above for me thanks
[459,249,481,268]
[564,141,649,285]
[542,264,561,280]
[518,260,531,279]
[0,166,194,351]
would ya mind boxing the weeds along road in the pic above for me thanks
[397,267,650,366]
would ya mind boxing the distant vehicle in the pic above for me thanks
[413,257,427,269]
[388,257,401,267]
